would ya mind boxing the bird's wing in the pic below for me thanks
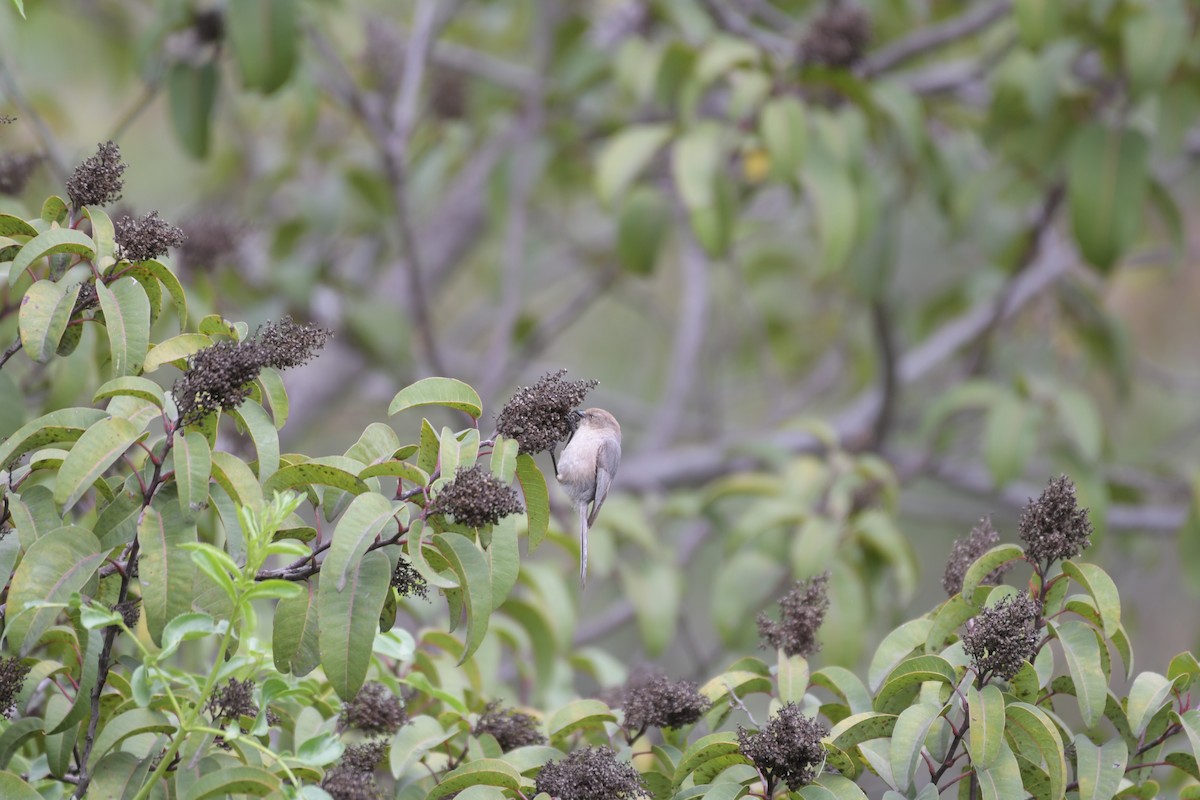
[587,438,621,527]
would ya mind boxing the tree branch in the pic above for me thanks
[860,1,1013,77]
[619,231,1077,491]
[644,228,711,451]
[0,52,70,184]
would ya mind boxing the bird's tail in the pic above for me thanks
[578,502,589,587]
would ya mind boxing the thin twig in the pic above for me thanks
[644,227,711,451]
[0,336,22,370]
[860,1,1013,77]
[0,52,70,184]
[869,298,898,447]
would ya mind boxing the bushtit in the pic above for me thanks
[556,408,622,586]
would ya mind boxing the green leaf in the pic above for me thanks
[1062,561,1121,637]
[1014,0,1062,49]
[595,124,673,208]
[138,260,187,329]
[1125,672,1177,739]
[389,715,455,777]
[138,487,198,647]
[1075,734,1127,800]
[1004,702,1066,800]
[433,532,492,663]
[325,492,398,591]
[81,206,115,267]
[53,416,141,512]
[181,765,282,799]
[1068,125,1149,271]
[96,277,150,377]
[0,406,108,469]
[0,214,37,237]
[805,158,858,274]
[672,122,723,211]
[274,580,320,676]
[318,549,392,700]
[0,719,42,769]
[1123,0,1188,96]
[828,712,898,752]
[388,377,482,419]
[984,392,1036,486]
[712,549,785,646]
[257,367,288,429]
[778,651,810,705]
[811,666,874,716]
[0,771,43,799]
[976,741,1025,800]
[4,527,104,654]
[488,435,519,483]
[547,699,617,740]
[262,461,369,497]
[87,709,172,768]
[19,279,80,362]
[488,516,520,611]
[516,454,549,551]
[174,430,212,520]
[620,559,680,657]
[210,450,264,511]
[0,373,24,440]
[873,655,958,714]
[961,544,1026,604]
[229,400,280,479]
[10,228,95,279]
[425,759,521,800]
[889,702,943,793]
[1178,709,1200,777]
[811,775,869,800]
[227,0,298,94]
[168,61,219,158]
[760,96,806,180]
[616,185,670,275]
[674,733,750,786]
[144,333,211,372]
[1052,621,1107,729]
[868,618,932,691]
[94,376,165,409]
[41,195,67,224]
[967,684,1005,768]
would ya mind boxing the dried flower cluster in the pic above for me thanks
[321,746,384,800]
[428,465,523,528]
[338,682,407,736]
[205,678,259,725]
[1019,475,1093,566]
[621,674,710,732]
[66,141,126,209]
[757,572,830,657]
[534,746,650,800]
[962,593,1041,681]
[115,211,186,263]
[495,370,598,454]
[801,6,871,68]
[0,656,30,718]
[0,153,39,196]
[391,555,428,599]
[737,703,827,791]
[112,599,141,630]
[942,517,1011,596]
[173,317,330,425]
[341,740,388,773]
[474,701,546,751]
[177,214,243,272]
[73,282,99,313]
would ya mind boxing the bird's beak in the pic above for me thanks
[569,409,583,422]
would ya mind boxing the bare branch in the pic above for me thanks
[620,232,1077,490]
[869,298,899,447]
[860,1,1012,77]
[0,53,69,184]
[700,0,795,59]
[644,228,711,451]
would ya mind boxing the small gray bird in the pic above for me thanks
[556,408,621,586]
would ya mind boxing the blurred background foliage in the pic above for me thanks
[2,0,1200,694]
